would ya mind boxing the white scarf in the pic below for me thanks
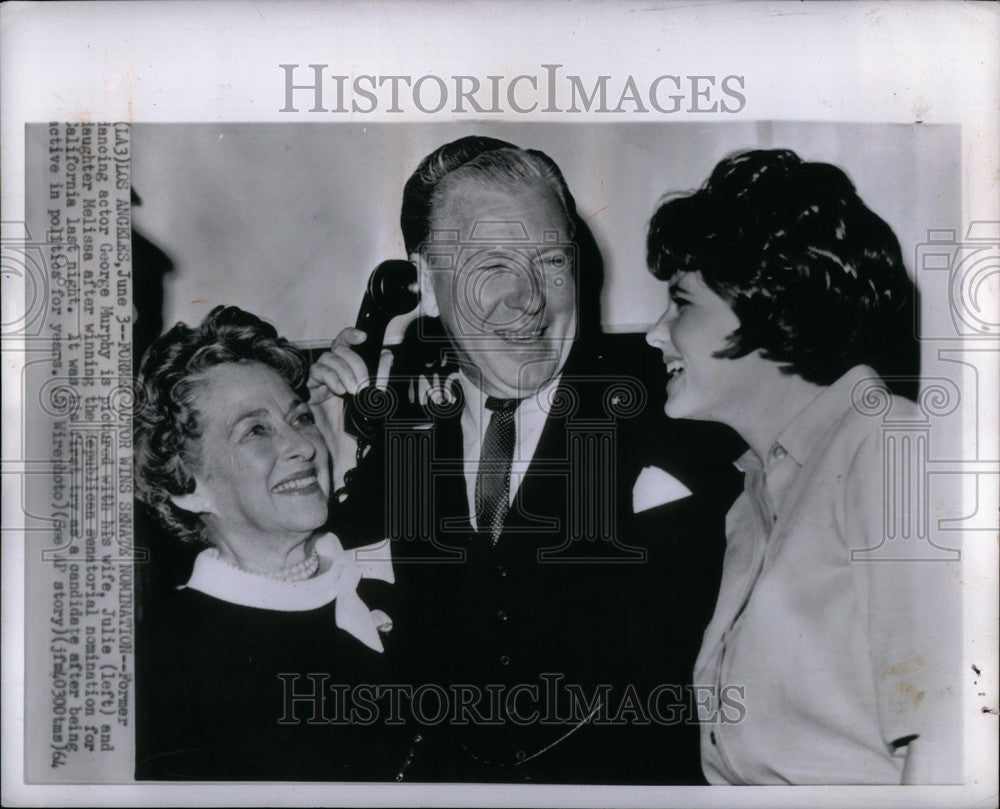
[181,534,395,652]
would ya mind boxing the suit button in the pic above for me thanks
[514,749,527,762]
[496,565,507,578]
[500,655,511,666]
[497,610,508,621]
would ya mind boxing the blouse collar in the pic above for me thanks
[181,533,395,652]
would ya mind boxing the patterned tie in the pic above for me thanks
[475,396,519,544]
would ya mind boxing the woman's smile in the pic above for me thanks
[646,271,754,423]
[179,361,331,553]
[272,469,321,494]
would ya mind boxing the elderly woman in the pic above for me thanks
[644,150,958,784]
[134,305,404,780]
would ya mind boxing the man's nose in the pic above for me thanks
[645,304,676,351]
[502,268,544,315]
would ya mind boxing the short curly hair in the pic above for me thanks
[646,149,915,386]
[134,305,310,545]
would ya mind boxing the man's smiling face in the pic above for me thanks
[419,178,577,399]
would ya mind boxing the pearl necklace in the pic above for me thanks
[208,546,321,582]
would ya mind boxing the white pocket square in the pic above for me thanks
[633,466,693,513]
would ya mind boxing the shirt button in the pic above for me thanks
[500,655,511,666]
[710,731,717,746]
[772,444,787,460]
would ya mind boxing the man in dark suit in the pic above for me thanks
[309,136,743,783]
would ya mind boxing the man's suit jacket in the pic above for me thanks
[331,320,744,783]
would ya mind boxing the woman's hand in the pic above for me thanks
[308,328,394,490]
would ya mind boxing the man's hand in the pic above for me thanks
[308,328,394,490]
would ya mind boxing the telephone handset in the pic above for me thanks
[345,259,420,440]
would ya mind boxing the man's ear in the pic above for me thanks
[170,483,212,516]
[411,252,439,318]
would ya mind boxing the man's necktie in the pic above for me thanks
[475,397,518,544]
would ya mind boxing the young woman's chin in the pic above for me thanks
[664,393,701,421]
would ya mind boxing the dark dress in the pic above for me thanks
[135,569,412,780]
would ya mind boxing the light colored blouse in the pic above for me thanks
[694,365,960,784]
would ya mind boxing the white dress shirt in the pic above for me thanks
[458,371,561,530]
